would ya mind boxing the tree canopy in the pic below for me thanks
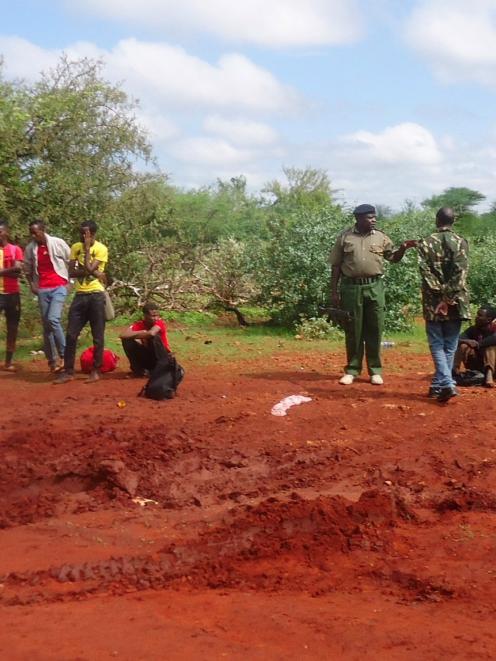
[2,54,496,328]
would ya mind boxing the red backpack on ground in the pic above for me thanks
[80,347,119,373]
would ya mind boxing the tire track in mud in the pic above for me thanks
[1,490,418,606]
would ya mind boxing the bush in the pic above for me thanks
[468,236,496,309]
[295,316,344,340]
[254,205,348,325]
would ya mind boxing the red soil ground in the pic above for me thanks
[1,348,496,660]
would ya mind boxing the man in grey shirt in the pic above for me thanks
[24,220,70,372]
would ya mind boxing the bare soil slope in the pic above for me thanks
[1,349,495,660]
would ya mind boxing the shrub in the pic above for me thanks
[295,316,344,340]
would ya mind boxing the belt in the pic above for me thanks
[343,275,381,285]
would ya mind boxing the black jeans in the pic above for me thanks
[0,293,20,353]
[64,292,105,372]
[121,334,168,375]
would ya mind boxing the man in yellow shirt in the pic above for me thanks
[54,221,108,384]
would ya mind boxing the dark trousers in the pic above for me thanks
[121,335,168,375]
[64,292,105,372]
[0,293,21,354]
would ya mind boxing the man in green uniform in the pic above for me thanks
[417,207,469,402]
[330,204,416,385]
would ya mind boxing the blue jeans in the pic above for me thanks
[425,320,462,390]
[38,286,68,366]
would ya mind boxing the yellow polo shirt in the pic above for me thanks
[70,240,108,293]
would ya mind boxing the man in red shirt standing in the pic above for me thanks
[24,220,70,372]
[0,220,23,371]
[119,302,171,376]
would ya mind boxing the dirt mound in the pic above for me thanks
[2,355,496,658]
[0,449,141,528]
[433,487,496,513]
[1,490,406,605]
[199,488,407,557]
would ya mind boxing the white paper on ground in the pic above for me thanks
[271,395,312,417]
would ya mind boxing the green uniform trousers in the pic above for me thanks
[340,277,385,376]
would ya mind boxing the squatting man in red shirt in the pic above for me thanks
[24,220,70,373]
[0,219,23,371]
[119,302,171,377]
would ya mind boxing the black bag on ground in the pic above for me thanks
[139,353,185,400]
[454,369,485,387]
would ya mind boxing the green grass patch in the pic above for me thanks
[0,310,431,367]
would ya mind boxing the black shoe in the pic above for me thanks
[53,371,74,385]
[428,387,441,398]
[437,387,458,403]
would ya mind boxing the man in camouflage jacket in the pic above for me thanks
[417,207,469,402]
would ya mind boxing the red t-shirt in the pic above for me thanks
[131,318,170,351]
[37,244,68,288]
[0,243,23,294]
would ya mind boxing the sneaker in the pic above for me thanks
[428,386,441,398]
[370,374,384,385]
[53,371,74,385]
[339,374,354,385]
[437,386,458,403]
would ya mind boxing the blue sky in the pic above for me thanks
[1,0,496,210]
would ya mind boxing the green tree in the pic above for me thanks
[468,237,496,308]
[262,166,335,217]
[198,238,259,325]
[170,176,265,247]
[422,187,485,216]
[422,187,485,237]
[0,56,151,237]
[0,70,31,228]
[254,205,347,325]
[380,209,432,331]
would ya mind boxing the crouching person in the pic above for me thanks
[121,303,184,400]
[120,302,171,377]
[454,306,496,388]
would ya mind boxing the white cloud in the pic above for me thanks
[68,0,362,47]
[169,137,255,167]
[135,110,178,142]
[0,37,51,78]
[108,40,301,113]
[203,115,278,147]
[0,36,300,114]
[294,125,496,210]
[405,0,496,86]
[342,122,442,165]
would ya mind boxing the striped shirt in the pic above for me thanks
[0,244,23,294]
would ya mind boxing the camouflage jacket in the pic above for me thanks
[417,228,469,321]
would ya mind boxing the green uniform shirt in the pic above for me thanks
[417,228,469,321]
[329,226,394,278]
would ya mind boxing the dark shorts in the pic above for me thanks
[0,293,21,329]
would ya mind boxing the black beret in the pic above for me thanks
[353,203,376,216]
